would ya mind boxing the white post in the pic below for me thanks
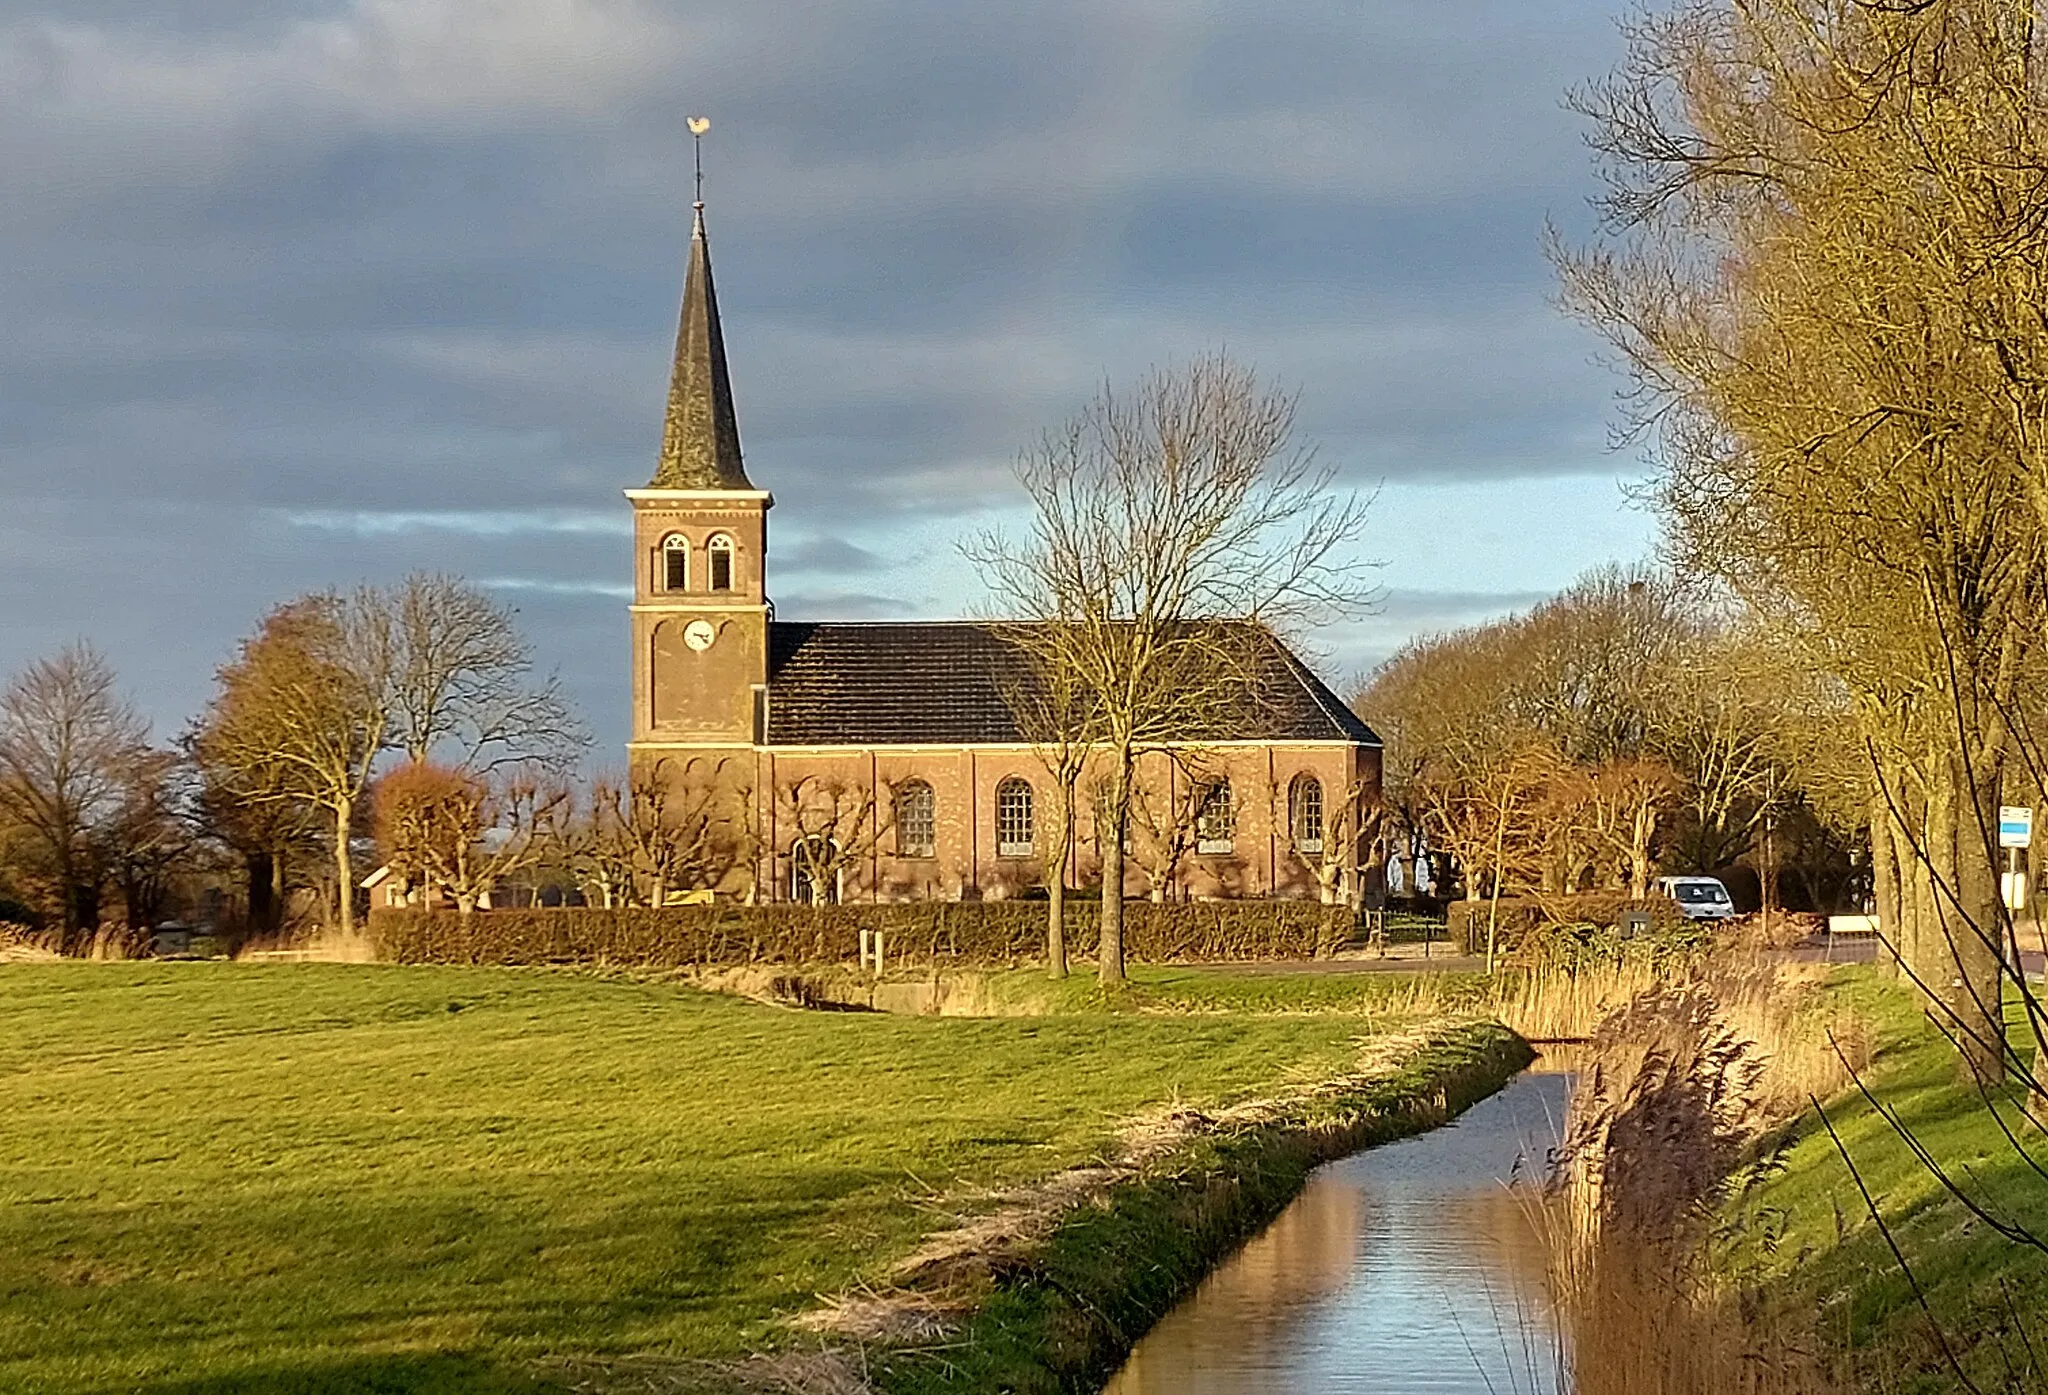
[875,928,885,977]
[859,927,872,972]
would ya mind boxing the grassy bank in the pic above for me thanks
[1730,970,2048,1392]
[0,962,1488,1394]
[871,1019,1532,1394]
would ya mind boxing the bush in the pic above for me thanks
[1445,893,1690,957]
[367,900,1356,969]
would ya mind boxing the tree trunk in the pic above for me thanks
[1099,758,1130,985]
[247,851,276,936]
[1868,796,1898,977]
[333,797,356,938]
[1628,803,1655,900]
[1902,766,1953,1011]
[1953,758,2008,1087]
[1047,772,1071,980]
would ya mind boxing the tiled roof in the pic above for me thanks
[764,621,1380,748]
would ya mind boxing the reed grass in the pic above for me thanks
[1525,951,1867,1395]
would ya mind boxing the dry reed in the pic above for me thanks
[1527,953,1862,1395]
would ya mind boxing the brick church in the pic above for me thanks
[626,199,1383,905]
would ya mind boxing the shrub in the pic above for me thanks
[366,900,1354,969]
[1446,893,1691,958]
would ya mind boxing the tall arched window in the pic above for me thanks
[896,780,936,859]
[1196,780,1236,855]
[707,533,735,592]
[1289,774,1325,854]
[995,777,1035,857]
[791,837,840,905]
[661,535,689,592]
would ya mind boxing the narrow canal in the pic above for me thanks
[1103,1072,1569,1395]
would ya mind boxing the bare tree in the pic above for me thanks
[388,573,586,770]
[0,644,156,947]
[775,773,892,907]
[592,758,756,907]
[1274,773,1381,907]
[375,761,569,914]
[996,628,1099,977]
[1127,752,1217,904]
[968,354,1377,982]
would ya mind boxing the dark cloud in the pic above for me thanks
[0,0,1643,750]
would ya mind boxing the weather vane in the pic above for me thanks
[687,115,710,208]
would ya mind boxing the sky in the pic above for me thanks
[0,0,1657,755]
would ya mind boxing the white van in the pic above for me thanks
[1654,875,1739,921]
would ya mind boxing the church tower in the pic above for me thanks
[626,199,771,755]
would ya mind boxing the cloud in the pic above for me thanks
[478,576,634,599]
[0,0,1648,754]
[278,508,626,538]
[770,590,907,621]
[772,536,889,576]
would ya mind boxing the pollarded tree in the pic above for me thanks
[374,761,568,915]
[776,773,893,908]
[582,759,756,908]
[1273,773,1381,908]
[968,354,1377,982]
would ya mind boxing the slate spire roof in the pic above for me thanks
[651,204,754,490]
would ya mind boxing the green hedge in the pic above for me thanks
[1445,892,1690,956]
[367,900,1355,969]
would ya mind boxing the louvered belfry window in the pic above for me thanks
[897,781,936,859]
[995,777,1034,857]
[662,535,689,592]
[708,533,734,591]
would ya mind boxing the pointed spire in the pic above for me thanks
[651,200,752,490]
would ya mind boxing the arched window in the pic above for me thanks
[995,777,1034,857]
[707,533,735,592]
[1196,780,1236,855]
[791,837,840,905]
[661,535,689,592]
[1289,774,1325,854]
[896,780,936,859]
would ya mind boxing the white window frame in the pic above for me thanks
[790,837,841,904]
[1196,780,1236,856]
[661,534,689,592]
[896,781,937,860]
[995,777,1035,858]
[1290,774,1325,855]
[707,532,736,592]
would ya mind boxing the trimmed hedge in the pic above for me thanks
[367,900,1356,968]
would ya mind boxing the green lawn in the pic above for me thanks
[0,963,1391,1394]
[1733,971,2048,1392]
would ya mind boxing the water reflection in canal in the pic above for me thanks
[1104,1072,1569,1395]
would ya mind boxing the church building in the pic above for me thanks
[626,198,1383,904]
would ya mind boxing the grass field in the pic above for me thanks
[0,963,1406,1394]
[1732,971,2048,1392]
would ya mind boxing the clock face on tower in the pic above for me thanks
[684,619,718,652]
